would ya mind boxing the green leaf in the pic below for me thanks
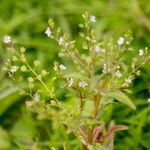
[105,91,136,110]
[0,87,18,100]
[0,87,20,115]
[0,127,10,150]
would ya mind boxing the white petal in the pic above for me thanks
[139,49,144,56]
[115,70,122,77]
[68,78,74,87]
[59,64,67,70]
[90,15,96,22]
[3,35,11,44]
[117,37,124,46]
[10,66,18,73]
[45,27,51,37]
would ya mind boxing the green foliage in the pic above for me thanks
[0,0,150,150]
[104,91,136,110]
[2,11,149,150]
[0,127,10,150]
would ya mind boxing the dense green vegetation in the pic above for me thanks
[0,0,150,149]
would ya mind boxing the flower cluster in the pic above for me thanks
[3,12,149,150]
[3,45,52,101]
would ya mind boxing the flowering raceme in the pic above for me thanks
[3,12,149,150]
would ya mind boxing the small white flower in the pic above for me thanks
[45,27,51,37]
[117,37,124,46]
[58,37,64,45]
[90,15,96,23]
[78,81,88,88]
[34,93,40,102]
[68,78,74,87]
[103,63,107,69]
[3,35,11,44]
[102,63,107,74]
[139,49,144,56]
[94,46,101,53]
[115,70,122,78]
[117,65,120,69]
[147,98,150,103]
[59,64,67,70]
[10,66,18,73]
[125,78,132,84]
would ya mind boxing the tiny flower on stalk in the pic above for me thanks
[34,92,40,102]
[117,37,124,46]
[102,63,107,74]
[10,66,18,73]
[139,49,144,56]
[78,81,88,88]
[59,64,67,70]
[147,98,150,103]
[117,65,120,69]
[90,15,96,23]
[45,27,51,37]
[115,70,122,78]
[125,78,132,84]
[3,35,12,44]
[68,78,74,87]
[94,45,101,53]
[58,37,64,45]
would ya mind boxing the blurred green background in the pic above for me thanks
[0,0,150,149]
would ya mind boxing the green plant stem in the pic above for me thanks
[16,52,89,146]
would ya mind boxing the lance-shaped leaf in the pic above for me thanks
[105,91,136,110]
[103,125,128,139]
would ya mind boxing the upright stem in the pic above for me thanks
[93,95,101,118]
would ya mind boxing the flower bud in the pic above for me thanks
[20,47,26,53]
[41,69,48,76]
[28,77,34,83]
[21,65,27,72]
[34,60,40,66]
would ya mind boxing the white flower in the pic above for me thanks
[34,93,40,102]
[45,27,51,37]
[139,49,144,56]
[3,35,11,44]
[103,63,107,69]
[59,64,67,70]
[68,78,74,87]
[102,63,107,74]
[94,46,101,53]
[115,70,122,78]
[125,78,132,84]
[117,37,124,46]
[147,98,150,103]
[10,66,18,73]
[78,81,88,88]
[90,15,96,23]
[117,65,120,69]
[58,37,64,45]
